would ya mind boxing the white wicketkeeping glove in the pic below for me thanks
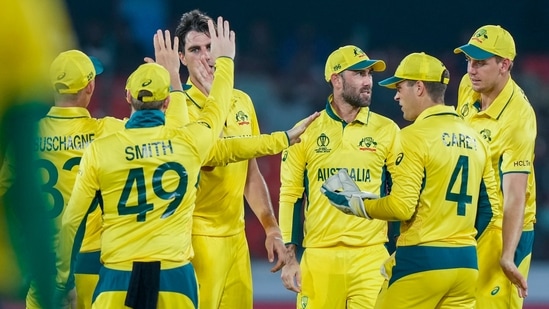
[320,169,379,219]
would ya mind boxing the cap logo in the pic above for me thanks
[142,79,152,87]
[57,72,66,80]
[332,64,341,71]
[86,72,94,81]
[471,29,488,43]
[354,47,366,58]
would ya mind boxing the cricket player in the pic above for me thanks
[55,19,237,308]
[454,24,537,308]
[33,27,190,308]
[55,19,316,308]
[323,52,500,308]
[175,10,288,309]
[279,45,400,308]
[31,49,125,309]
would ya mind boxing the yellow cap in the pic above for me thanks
[125,63,170,103]
[324,45,386,82]
[454,25,516,60]
[49,50,103,94]
[378,52,449,89]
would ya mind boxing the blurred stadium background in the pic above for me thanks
[4,0,549,308]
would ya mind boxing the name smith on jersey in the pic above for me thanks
[125,140,174,161]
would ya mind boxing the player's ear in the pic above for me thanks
[162,96,171,111]
[125,90,132,104]
[85,80,95,95]
[179,52,188,66]
[330,73,341,88]
[415,80,425,95]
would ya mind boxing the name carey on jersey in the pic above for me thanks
[441,132,478,151]
[35,133,95,152]
[317,167,371,182]
[125,140,174,161]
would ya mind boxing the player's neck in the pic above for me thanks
[331,99,360,123]
[479,74,509,110]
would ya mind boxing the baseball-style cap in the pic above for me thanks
[378,52,449,89]
[453,25,516,60]
[50,50,104,94]
[125,63,170,103]
[324,45,386,82]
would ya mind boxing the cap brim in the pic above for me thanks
[453,44,495,60]
[90,56,104,75]
[348,59,386,72]
[378,76,404,89]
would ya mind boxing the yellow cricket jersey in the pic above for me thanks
[34,90,187,255]
[364,105,500,247]
[56,59,285,288]
[36,107,125,251]
[57,58,235,288]
[457,74,536,231]
[279,98,400,248]
[185,80,260,236]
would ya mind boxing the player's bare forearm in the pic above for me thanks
[501,173,527,260]
[244,158,288,270]
[244,158,277,227]
[500,173,528,298]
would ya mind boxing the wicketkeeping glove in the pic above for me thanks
[320,169,379,219]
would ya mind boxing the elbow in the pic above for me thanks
[390,196,416,221]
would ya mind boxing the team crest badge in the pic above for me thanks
[235,111,250,125]
[353,47,366,58]
[358,137,377,152]
[472,28,489,43]
[282,150,288,162]
[480,129,492,142]
[300,295,309,309]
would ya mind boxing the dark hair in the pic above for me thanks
[130,90,165,110]
[405,69,449,103]
[174,9,214,53]
[495,55,514,71]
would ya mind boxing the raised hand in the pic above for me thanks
[189,55,214,94]
[208,16,236,60]
[145,30,180,72]
[144,29,182,91]
[286,111,320,145]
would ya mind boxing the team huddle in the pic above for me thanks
[0,6,536,309]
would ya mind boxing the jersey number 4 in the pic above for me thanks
[445,155,472,216]
[118,162,188,222]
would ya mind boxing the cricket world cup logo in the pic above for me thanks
[315,133,331,153]
[460,104,469,117]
